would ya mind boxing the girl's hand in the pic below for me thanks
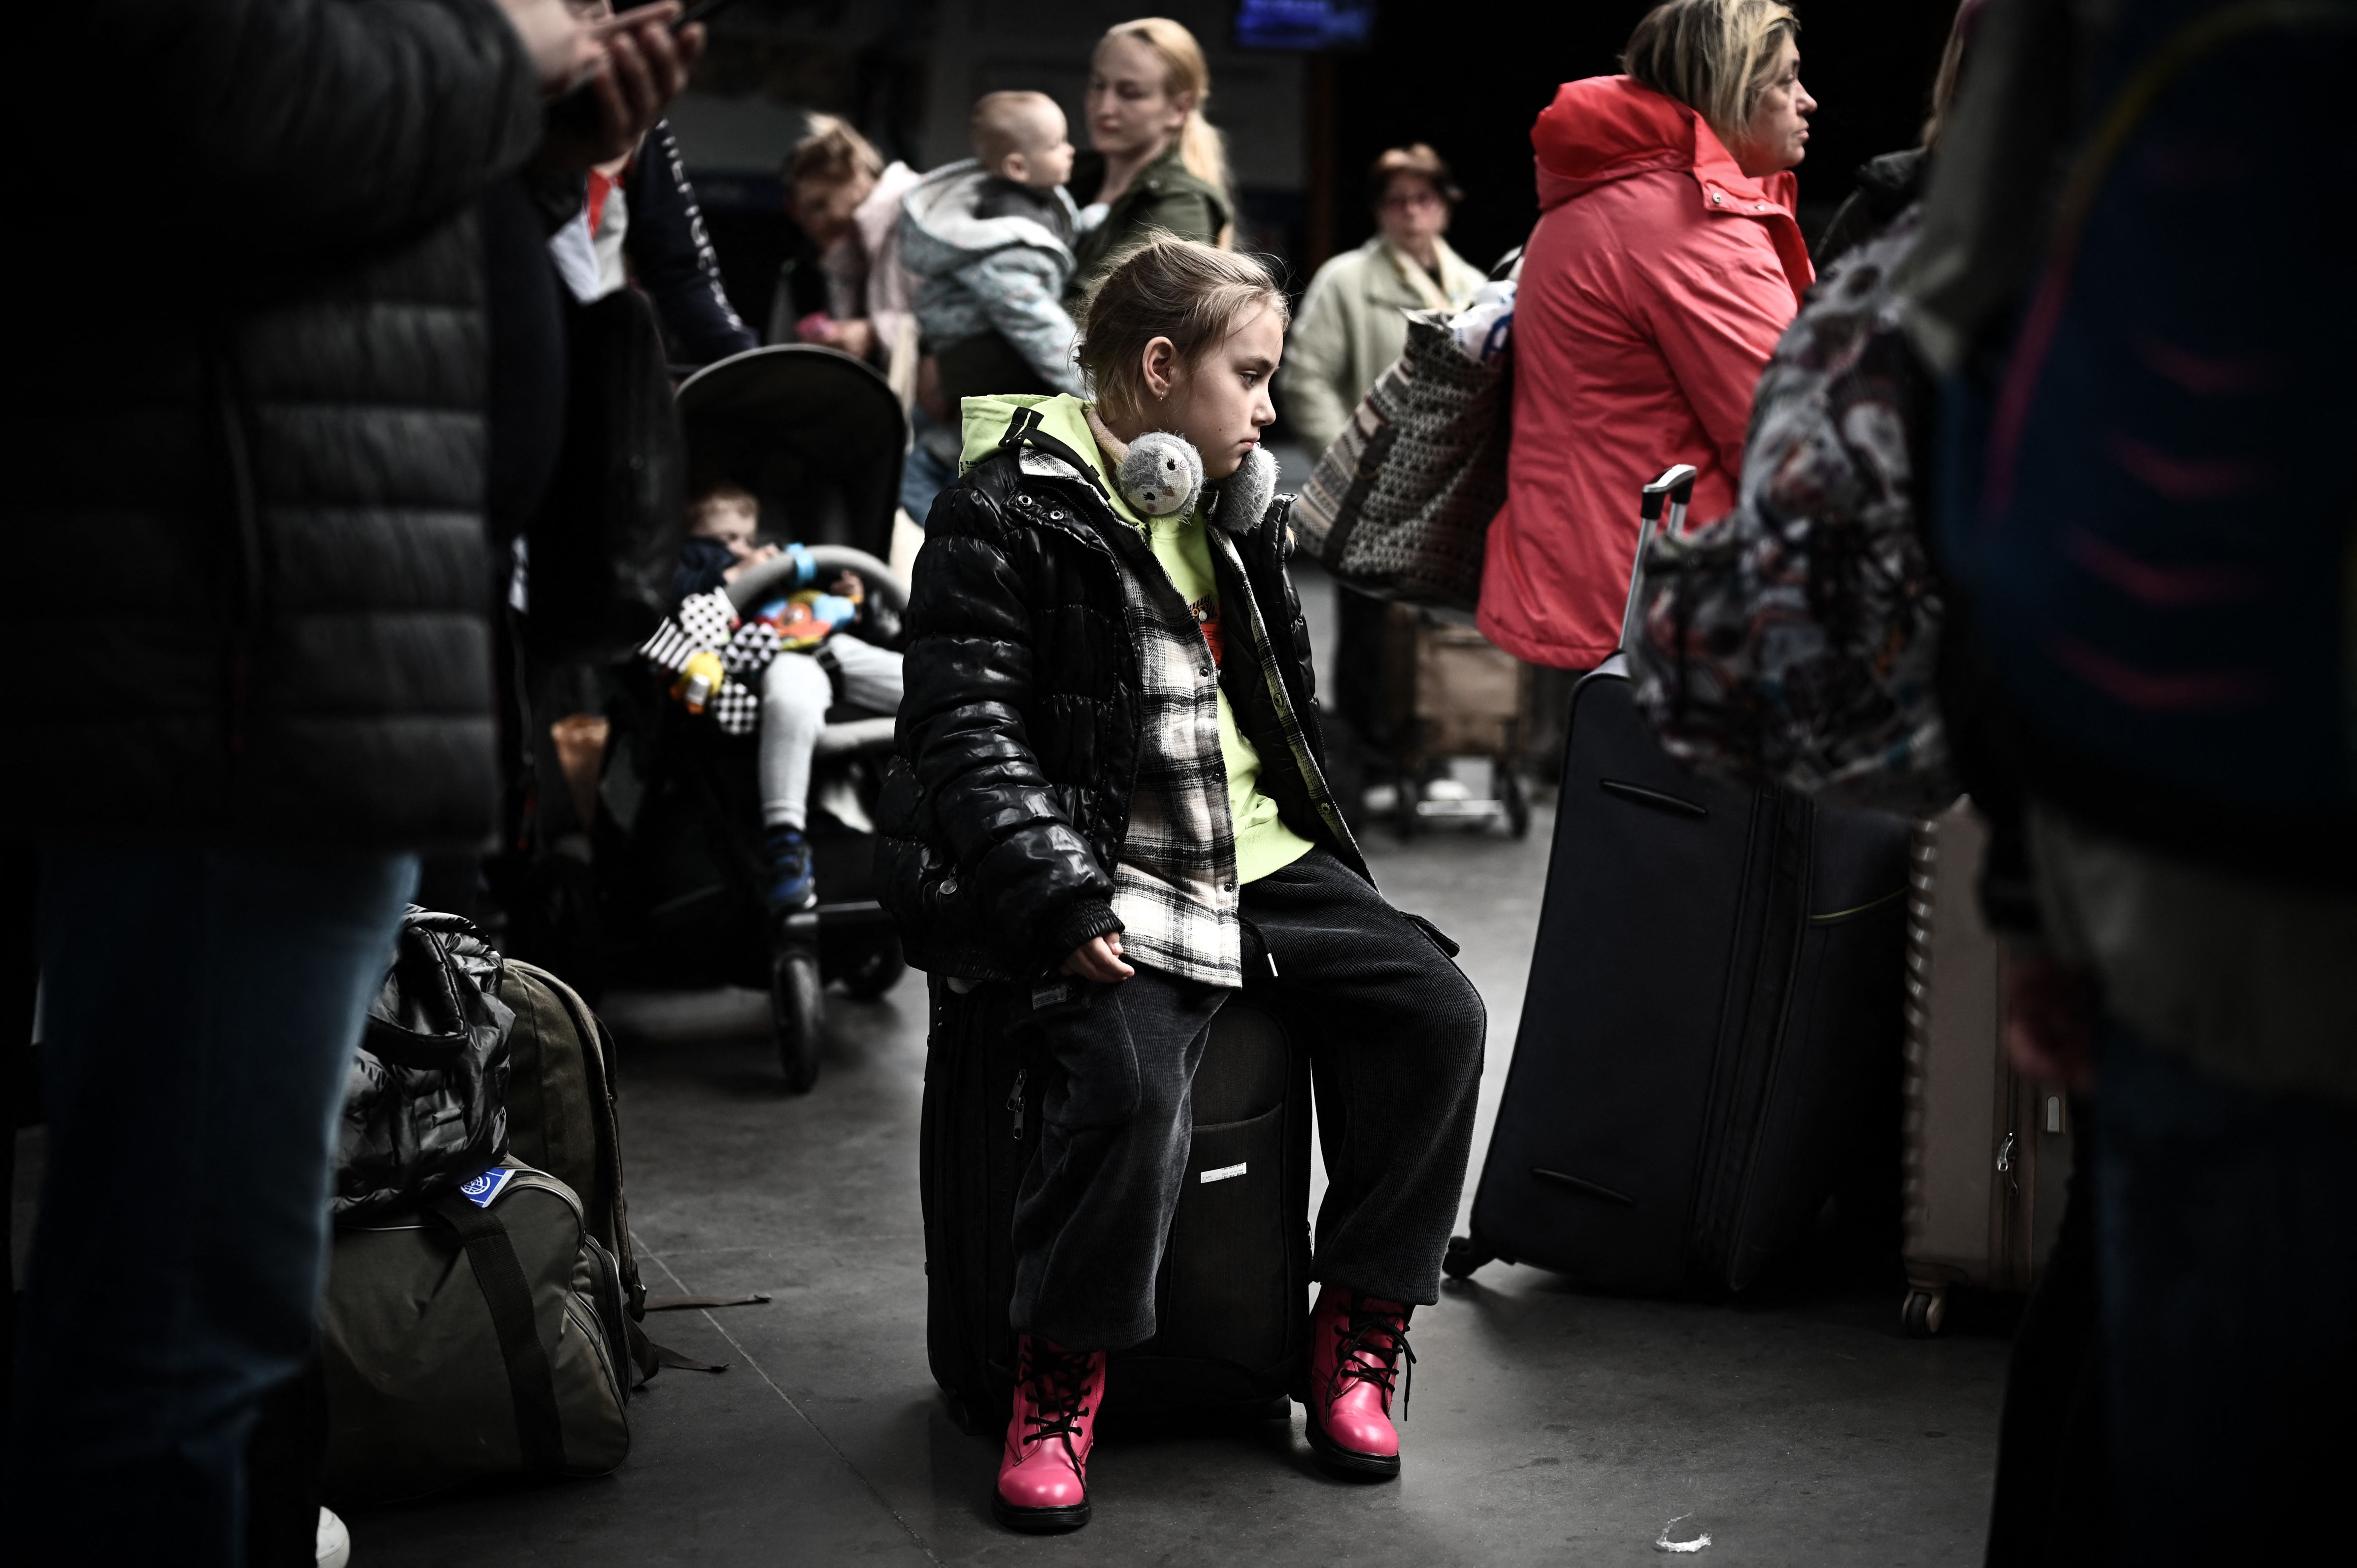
[1061,934,1133,983]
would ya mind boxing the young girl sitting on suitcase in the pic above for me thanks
[881,236,1487,1533]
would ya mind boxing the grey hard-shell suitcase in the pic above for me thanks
[920,977,1314,1431]
[1445,468,1912,1293]
[1898,798,2072,1334]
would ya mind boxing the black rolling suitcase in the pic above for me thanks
[1446,468,1910,1293]
[921,976,1313,1432]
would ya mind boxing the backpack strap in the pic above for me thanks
[428,1189,568,1474]
[995,405,1112,503]
[503,958,667,1386]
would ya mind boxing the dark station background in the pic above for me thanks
[1313,0,1960,274]
[694,1,1963,368]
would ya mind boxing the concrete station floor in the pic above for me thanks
[348,792,2013,1566]
[0,462,2016,1562]
[0,519,2016,1563]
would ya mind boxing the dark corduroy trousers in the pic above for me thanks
[1010,848,1487,1351]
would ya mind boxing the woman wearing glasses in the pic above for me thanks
[1282,144,1486,458]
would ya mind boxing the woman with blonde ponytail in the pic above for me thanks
[1067,16,1235,297]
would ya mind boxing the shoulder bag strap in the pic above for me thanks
[428,1189,568,1474]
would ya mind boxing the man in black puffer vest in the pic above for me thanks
[0,4,693,1562]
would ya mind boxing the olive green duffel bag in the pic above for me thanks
[319,1163,632,1506]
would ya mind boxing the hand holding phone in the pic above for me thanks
[539,1,704,173]
[495,0,603,96]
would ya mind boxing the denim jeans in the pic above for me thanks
[1010,848,1486,1349]
[899,406,958,526]
[2095,1024,2357,1565]
[2,844,417,1568]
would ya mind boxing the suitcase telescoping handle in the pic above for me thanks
[1618,465,1700,655]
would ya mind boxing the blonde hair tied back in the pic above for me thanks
[1075,234,1288,425]
[784,113,884,189]
[1103,17,1233,206]
[1621,0,1801,153]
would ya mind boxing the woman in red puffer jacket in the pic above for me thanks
[1480,0,1818,671]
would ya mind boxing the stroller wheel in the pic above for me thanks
[771,944,824,1094]
[840,934,907,1001]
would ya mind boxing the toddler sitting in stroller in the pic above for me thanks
[672,483,904,913]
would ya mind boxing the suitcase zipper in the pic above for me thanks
[1008,1068,1027,1140]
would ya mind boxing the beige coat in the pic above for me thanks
[1282,235,1486,454]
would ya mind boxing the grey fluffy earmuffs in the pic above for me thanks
[1116,432,1201,518]
[1215,444,1277,533]
[1113,433,1277,533]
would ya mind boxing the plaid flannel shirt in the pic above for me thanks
[1010,432,1342,990]
[1107,516,1248,989]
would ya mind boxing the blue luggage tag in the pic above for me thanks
[458,1167,518,1208]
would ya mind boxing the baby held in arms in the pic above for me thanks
[970,90,1077,242]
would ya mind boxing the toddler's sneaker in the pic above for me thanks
[763,825,817,913]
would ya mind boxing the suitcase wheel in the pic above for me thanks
[1442,1233,1495,1280]
[1901,1287,1947,1339]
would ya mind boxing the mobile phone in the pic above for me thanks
[609,0,744,29]
[671,0,745,27]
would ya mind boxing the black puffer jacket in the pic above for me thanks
[4,0,542,850]
[336,907,514,1220]
[877,425,1365,981]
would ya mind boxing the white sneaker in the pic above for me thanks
[316,1506,352,1568]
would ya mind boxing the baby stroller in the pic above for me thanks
[591,345,911,1092]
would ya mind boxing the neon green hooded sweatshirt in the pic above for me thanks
[959,392,1313,885]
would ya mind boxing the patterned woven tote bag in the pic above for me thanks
[1292,267,1518,612]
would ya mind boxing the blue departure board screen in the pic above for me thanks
[1235,0,1376,49]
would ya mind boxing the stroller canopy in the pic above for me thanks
[677,346,907,561]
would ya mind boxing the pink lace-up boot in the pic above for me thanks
[994,1335,1106,1533]
[1300,1283,1415,1480]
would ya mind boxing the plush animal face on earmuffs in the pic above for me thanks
[1117,432,1203,518]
